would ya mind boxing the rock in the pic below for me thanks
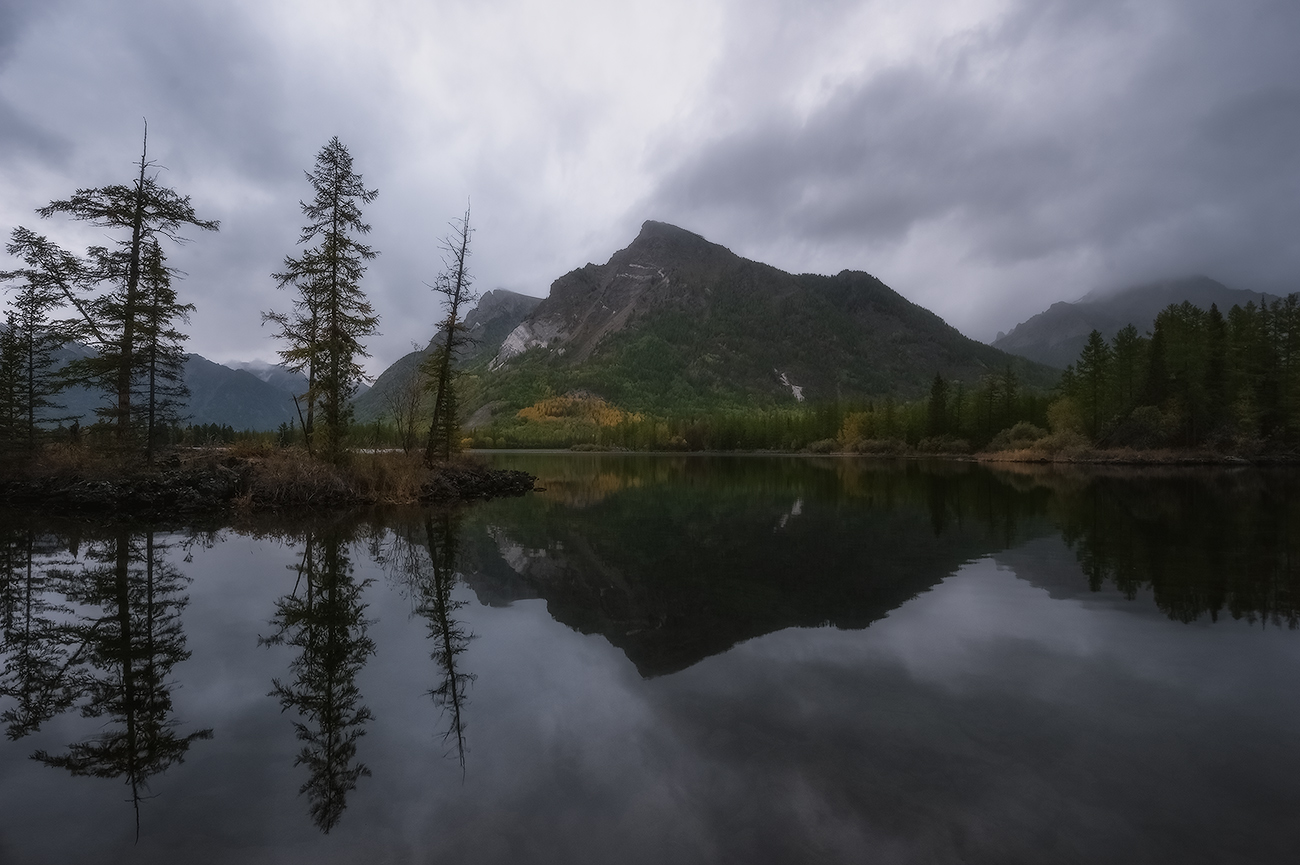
[419,465,536,502]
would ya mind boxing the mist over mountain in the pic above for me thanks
[224,360,309,397]
[993,276,1275,368]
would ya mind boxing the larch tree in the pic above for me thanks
[134,239,194,462]
[265,137,379,463]
[423,206,478,466]
[0,230,71,450]
[33,124,217,447]
[0,321,22,447]
[1075,329,1113,439]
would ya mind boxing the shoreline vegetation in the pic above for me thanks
[557,443,1284,465]
[0,431,1288,517]
[2,136,511,511]
[0,446,536,515]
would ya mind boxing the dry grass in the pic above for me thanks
[234,449,437,506]
[4,442,178,479]
[977,444,1245,465]
[2,443,494,509]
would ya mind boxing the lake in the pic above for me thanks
[1,454,1298,864]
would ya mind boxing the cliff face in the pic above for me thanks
[492,221,739,368]
[485,221,1056,411]
[351,288,542,423]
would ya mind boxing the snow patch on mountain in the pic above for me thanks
[776,370,805,402]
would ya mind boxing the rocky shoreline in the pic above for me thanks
[0,456,537,516]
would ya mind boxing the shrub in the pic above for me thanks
[916,436,972,454]
[846,438,908,455]
[1030,429,1091,455]
[1106,405,1175,449]
[986,422,1048,451]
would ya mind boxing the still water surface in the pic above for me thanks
[1,455,1298,864]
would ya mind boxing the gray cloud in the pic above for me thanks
[645,0,1300,336]
[2,0,1299,365]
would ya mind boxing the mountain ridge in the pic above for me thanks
[472,220,1059,416]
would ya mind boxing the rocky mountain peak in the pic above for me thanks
[491,221,744,369]
[484,220,1055,408]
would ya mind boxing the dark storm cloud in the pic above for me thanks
[646,0,1300,332]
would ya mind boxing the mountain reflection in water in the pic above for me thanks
[0,456,1296,863]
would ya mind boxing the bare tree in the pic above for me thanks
[423,206,478,466]
[383,358,428,454]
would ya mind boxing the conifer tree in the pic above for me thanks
[926,373,949,436]
[33,125,217,446]
[266,138,379,463]
[0,229,73,450]
[1109,324,1147,411]
[0,323,22,447]
[134,240,193,461]
[1075,329,1113,439]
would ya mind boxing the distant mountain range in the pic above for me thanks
[992,276,1275,368]
[45,346,305,431]
[459,220,1057,419]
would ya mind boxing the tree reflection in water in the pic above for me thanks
[0,525,81,740]
[2,526,211,839]
[420,512,474,774]
[261,528,376,833]
[1038,469,1300,626]
[376,510,475,773]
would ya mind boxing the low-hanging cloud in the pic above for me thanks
[644,0,1300,337]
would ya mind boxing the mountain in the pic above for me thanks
[33,346,300,431]
[180,355,300,429]
[993,276,1274,368]
[475,221,1057,416]
[351,288,542,423]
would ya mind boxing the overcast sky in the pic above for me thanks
[2,0,1298,372]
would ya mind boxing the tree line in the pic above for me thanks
[0,128,474,466]
[469,368,1052,453]
[471,297,1300,455]
[1055,297,1300,449]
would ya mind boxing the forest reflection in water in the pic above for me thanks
[0,456,1297,862]
[0,525,213,839]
